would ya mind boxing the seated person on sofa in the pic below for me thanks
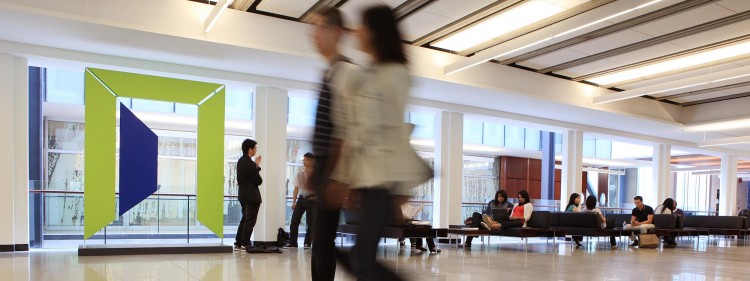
[624,196,655,247]
[463,190,513,247]
[566,193,583,247]
[672,200,685,219]
[585,195,617,249]
[655,198,677,246]
[481,190,533,230]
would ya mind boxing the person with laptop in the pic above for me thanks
[481,190,534,230]
[462,190,513,247]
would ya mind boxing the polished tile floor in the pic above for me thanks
[1,237,749,280]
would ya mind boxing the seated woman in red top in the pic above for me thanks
[481,190,534,230]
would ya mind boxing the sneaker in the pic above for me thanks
[415,245,428,252]
[611,245,617,249]
[240,246,247,252]
[480,222,490,230]
[304,244,311,249]
[429,248,441,254]
[399,240,405,248]
[629,240,639,247]
[482,214,493,226]
[234,244,242,251]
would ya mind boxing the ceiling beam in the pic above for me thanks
[411,0,522,46]
[394,0,437,22]
[539,10,750,74]
[593,65,750,104]
[656,81,750,101]
[443,0,715,75]
[496,0,716,65]
[681,91,750,107]
[574,33,750,83]
[230,0,254,11]
[299,0,348,23]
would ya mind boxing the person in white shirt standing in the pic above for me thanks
[288,152,316,248]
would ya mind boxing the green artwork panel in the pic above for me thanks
[83,67,226,239]
[83,70,116,239]
[197,88,226,237]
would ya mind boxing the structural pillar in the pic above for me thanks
[719,155,738,216]
[434,111,463,228]
[561,130,583,211]
[653,144,672,204]
[0,53,29,251]
[253,87,288,243]
[540,131,555,200]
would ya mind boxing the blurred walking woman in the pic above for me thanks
[331,5,429,281]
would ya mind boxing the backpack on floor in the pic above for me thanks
[277,227,290,247]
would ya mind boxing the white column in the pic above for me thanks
[719,155,738,216]
[561,130,583,211]
[13,56,28,249]
[653,144,671,204]
[433,111,463,228]
[0,53,29,250]
[253,87,288,242]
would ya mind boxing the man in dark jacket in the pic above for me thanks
[234,139,263,251]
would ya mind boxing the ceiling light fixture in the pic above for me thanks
[588,40,750,86]
[433,0,588,52]
[444,0,663,75]
[698,136,750,147]
[204,0,234,33]
[594,65,750,104]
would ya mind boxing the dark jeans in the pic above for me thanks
[235,200,261,247]
[290,196,316,246]
[499,219,523,229]
[351,188,403,281]
[410,238,436,250]
[465,212,483,244]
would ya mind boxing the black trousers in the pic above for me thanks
[290,196,316,246]
[499,219,524,229]
[350,188,403,281]
[235,199,261,247]
[311,198,344,281]
[410,238,436,250]
[465,212,483,244]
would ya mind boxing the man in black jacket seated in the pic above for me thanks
[234,139,263,251]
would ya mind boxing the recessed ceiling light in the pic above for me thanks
[433,0,589,52]
[588,40,750,86]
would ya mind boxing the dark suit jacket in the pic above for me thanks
[237,155,263,203]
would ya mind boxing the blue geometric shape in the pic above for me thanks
[118,103,158,216]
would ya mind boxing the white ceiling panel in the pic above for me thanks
[556,59,621,78]
[257,0,318,18]
[631,3,734,37]
[561,43,685,77]
[567,29,653,55]
[340,0,403,27]
[716,0,750,13]
[668,20,750,49]
[398,11,454,41]
[670,90,732,103]
[617,61,746,90]
[423,0,494,18]
[517,48,588,70]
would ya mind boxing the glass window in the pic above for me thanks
[554,133,563,154]
[408,112,435,139]
[288,96,317,126]
[463,119,483,144]
[46,69,84,105]
[504,126,525,149]
[462,158,498,220]
[583,138,596,158]
[226,90,253,120]
[524,129,541,151]
[175,103,198,116]
[483,123,504,146]
[595,139,612,159]
[131,98,174,113]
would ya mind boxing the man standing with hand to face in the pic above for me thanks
[235,139,263,252]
